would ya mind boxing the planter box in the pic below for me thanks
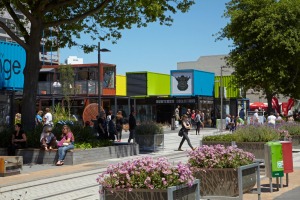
[135,134,164,152]
[100,179,200,200]
[202,141,265,160]
[193,163,260,198]
[0,143,139,165]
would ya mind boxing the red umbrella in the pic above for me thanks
[250,102,268,110]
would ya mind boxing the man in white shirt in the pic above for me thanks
[267,112,276,127]
[253,109,259,124]
[44,107,53,127]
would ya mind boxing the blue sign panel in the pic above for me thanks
[0,41,26,90]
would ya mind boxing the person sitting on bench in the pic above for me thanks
[40,126,57,150]
[7,123,27,156]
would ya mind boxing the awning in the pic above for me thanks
[40,68,55,73]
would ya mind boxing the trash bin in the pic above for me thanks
[264,141,284,178]
[280,141,293,173]
[171,117,175,130]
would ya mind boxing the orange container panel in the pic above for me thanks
[103,88,116,95]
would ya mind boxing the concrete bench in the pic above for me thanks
[0,143,139,165]
[0,156,23,177]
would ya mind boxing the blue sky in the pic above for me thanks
[60,0,232,75]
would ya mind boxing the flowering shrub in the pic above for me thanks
[135,121,164,135]
[187,145,255,169]
[278,122,300,136]
[97,157,195,193]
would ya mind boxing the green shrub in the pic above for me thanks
[233,125,279,142]
[135,121,164,135]
[202,134,234,142]
[74,140,113,149]
[278,122,300,136]
[203,125,280,143]
[26,124,44,148]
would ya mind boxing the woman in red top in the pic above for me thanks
[56,125,75,166]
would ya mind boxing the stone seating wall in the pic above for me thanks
[0,143,139,165]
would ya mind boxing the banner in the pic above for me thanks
[287,98,295,111]
[272,97,280,113]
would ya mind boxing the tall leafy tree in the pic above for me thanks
[58,65,75,120]
[0,0,195,130]
[219,0,300,112]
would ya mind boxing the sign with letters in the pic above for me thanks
[0,41,26,90]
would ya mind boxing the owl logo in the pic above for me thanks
[176,75,190,91]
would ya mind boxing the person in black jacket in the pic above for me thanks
[128,110,137,144]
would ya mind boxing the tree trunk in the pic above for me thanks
[21,31,43,131]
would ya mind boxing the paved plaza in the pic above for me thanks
[0,127,300,200]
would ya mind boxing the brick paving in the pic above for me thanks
[0,127,300,200]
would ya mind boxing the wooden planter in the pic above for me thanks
[193,163,259,198]
[100,179,200,200]
[135,134,164,152]
[202,141,265,160]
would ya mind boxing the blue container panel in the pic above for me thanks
[193,70,214,96]
[0,41,26,90]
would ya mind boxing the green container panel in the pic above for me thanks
[214,75,240,98]
[147,72,170,96]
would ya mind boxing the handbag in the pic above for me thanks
[178,128,184,137]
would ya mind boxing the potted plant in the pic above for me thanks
[202,124,280,160]
[135,121,164,151]
[97,156,200,200]
[187,144,258,197]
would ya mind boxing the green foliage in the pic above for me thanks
[203,125,279,142]
[74,140,113,149]
[279,122,300,136]
[233,125,279,142]
[202,134,235,142]
[2,0,195,131]
[52,103,69,125]
[219,0,300,109]
[58,65,75,120]
[25,124,44,148]
[135,121,164,135]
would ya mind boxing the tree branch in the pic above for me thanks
[0,21,27,50]
[44,0,112,28]
[3,0,30,42]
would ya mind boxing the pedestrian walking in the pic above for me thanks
[195,110,201,135]
[178,114,195,151]
[115,111,124,142]
[128,110,137,144]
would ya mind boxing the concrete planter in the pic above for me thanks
[135,134,164,152]
[0,143,139,165]
[100,179,200,200]
[291,135,300,147]
[202,141,265,160]
[193,163,258,197]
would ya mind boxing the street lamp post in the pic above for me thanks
[97,42,110,116]
[220,66,227,132]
